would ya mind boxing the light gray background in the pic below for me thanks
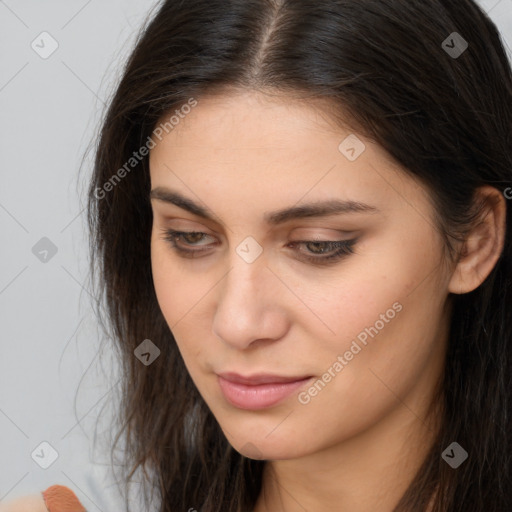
[0,0,511,510]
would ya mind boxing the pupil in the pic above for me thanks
[187,233,202,243]
[309,242,326,254]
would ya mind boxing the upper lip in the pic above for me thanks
[217,372,313,385]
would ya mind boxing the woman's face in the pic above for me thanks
[149,89,452,460]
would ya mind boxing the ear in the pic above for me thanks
[448,186,507,294]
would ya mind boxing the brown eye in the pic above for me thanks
[160,229,216,256]
[159,228,357,265]
[288,239,357,264]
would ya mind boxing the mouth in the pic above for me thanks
[216,372,314,410]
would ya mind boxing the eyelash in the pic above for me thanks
[159,229,357,265]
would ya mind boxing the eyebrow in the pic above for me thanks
[149,187,379,225]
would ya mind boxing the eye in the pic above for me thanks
[287,239,356,264]
[160,229,216,258]
[159,229,357,265]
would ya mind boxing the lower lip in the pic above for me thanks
[217,375,313,410]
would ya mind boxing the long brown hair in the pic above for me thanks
[86,1,512,510]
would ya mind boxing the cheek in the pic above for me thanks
[297,234,446,374]
[151,239,203,322]
[290,250,415,358]
[300,246,448,412]
[150,239,216,367]
[282,290,447,455]
[151,242,178,318]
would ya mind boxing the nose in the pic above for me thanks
[211,248,289,350]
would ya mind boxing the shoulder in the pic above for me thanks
[0,494,48,512]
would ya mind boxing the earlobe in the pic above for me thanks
[448,186,507,295]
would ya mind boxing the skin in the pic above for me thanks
[0,495,48,512]
[147,88,505,512]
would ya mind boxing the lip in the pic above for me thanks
[217,372,314,410]
[218,372,313,385]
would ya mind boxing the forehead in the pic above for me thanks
[152,89,354,154]
[148,89,427,225]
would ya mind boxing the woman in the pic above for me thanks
[5,0,511,510]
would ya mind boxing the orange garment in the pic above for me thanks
[41,485,86,512]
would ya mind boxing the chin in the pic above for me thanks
[217,421,312,461]
[235,440,305,461]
